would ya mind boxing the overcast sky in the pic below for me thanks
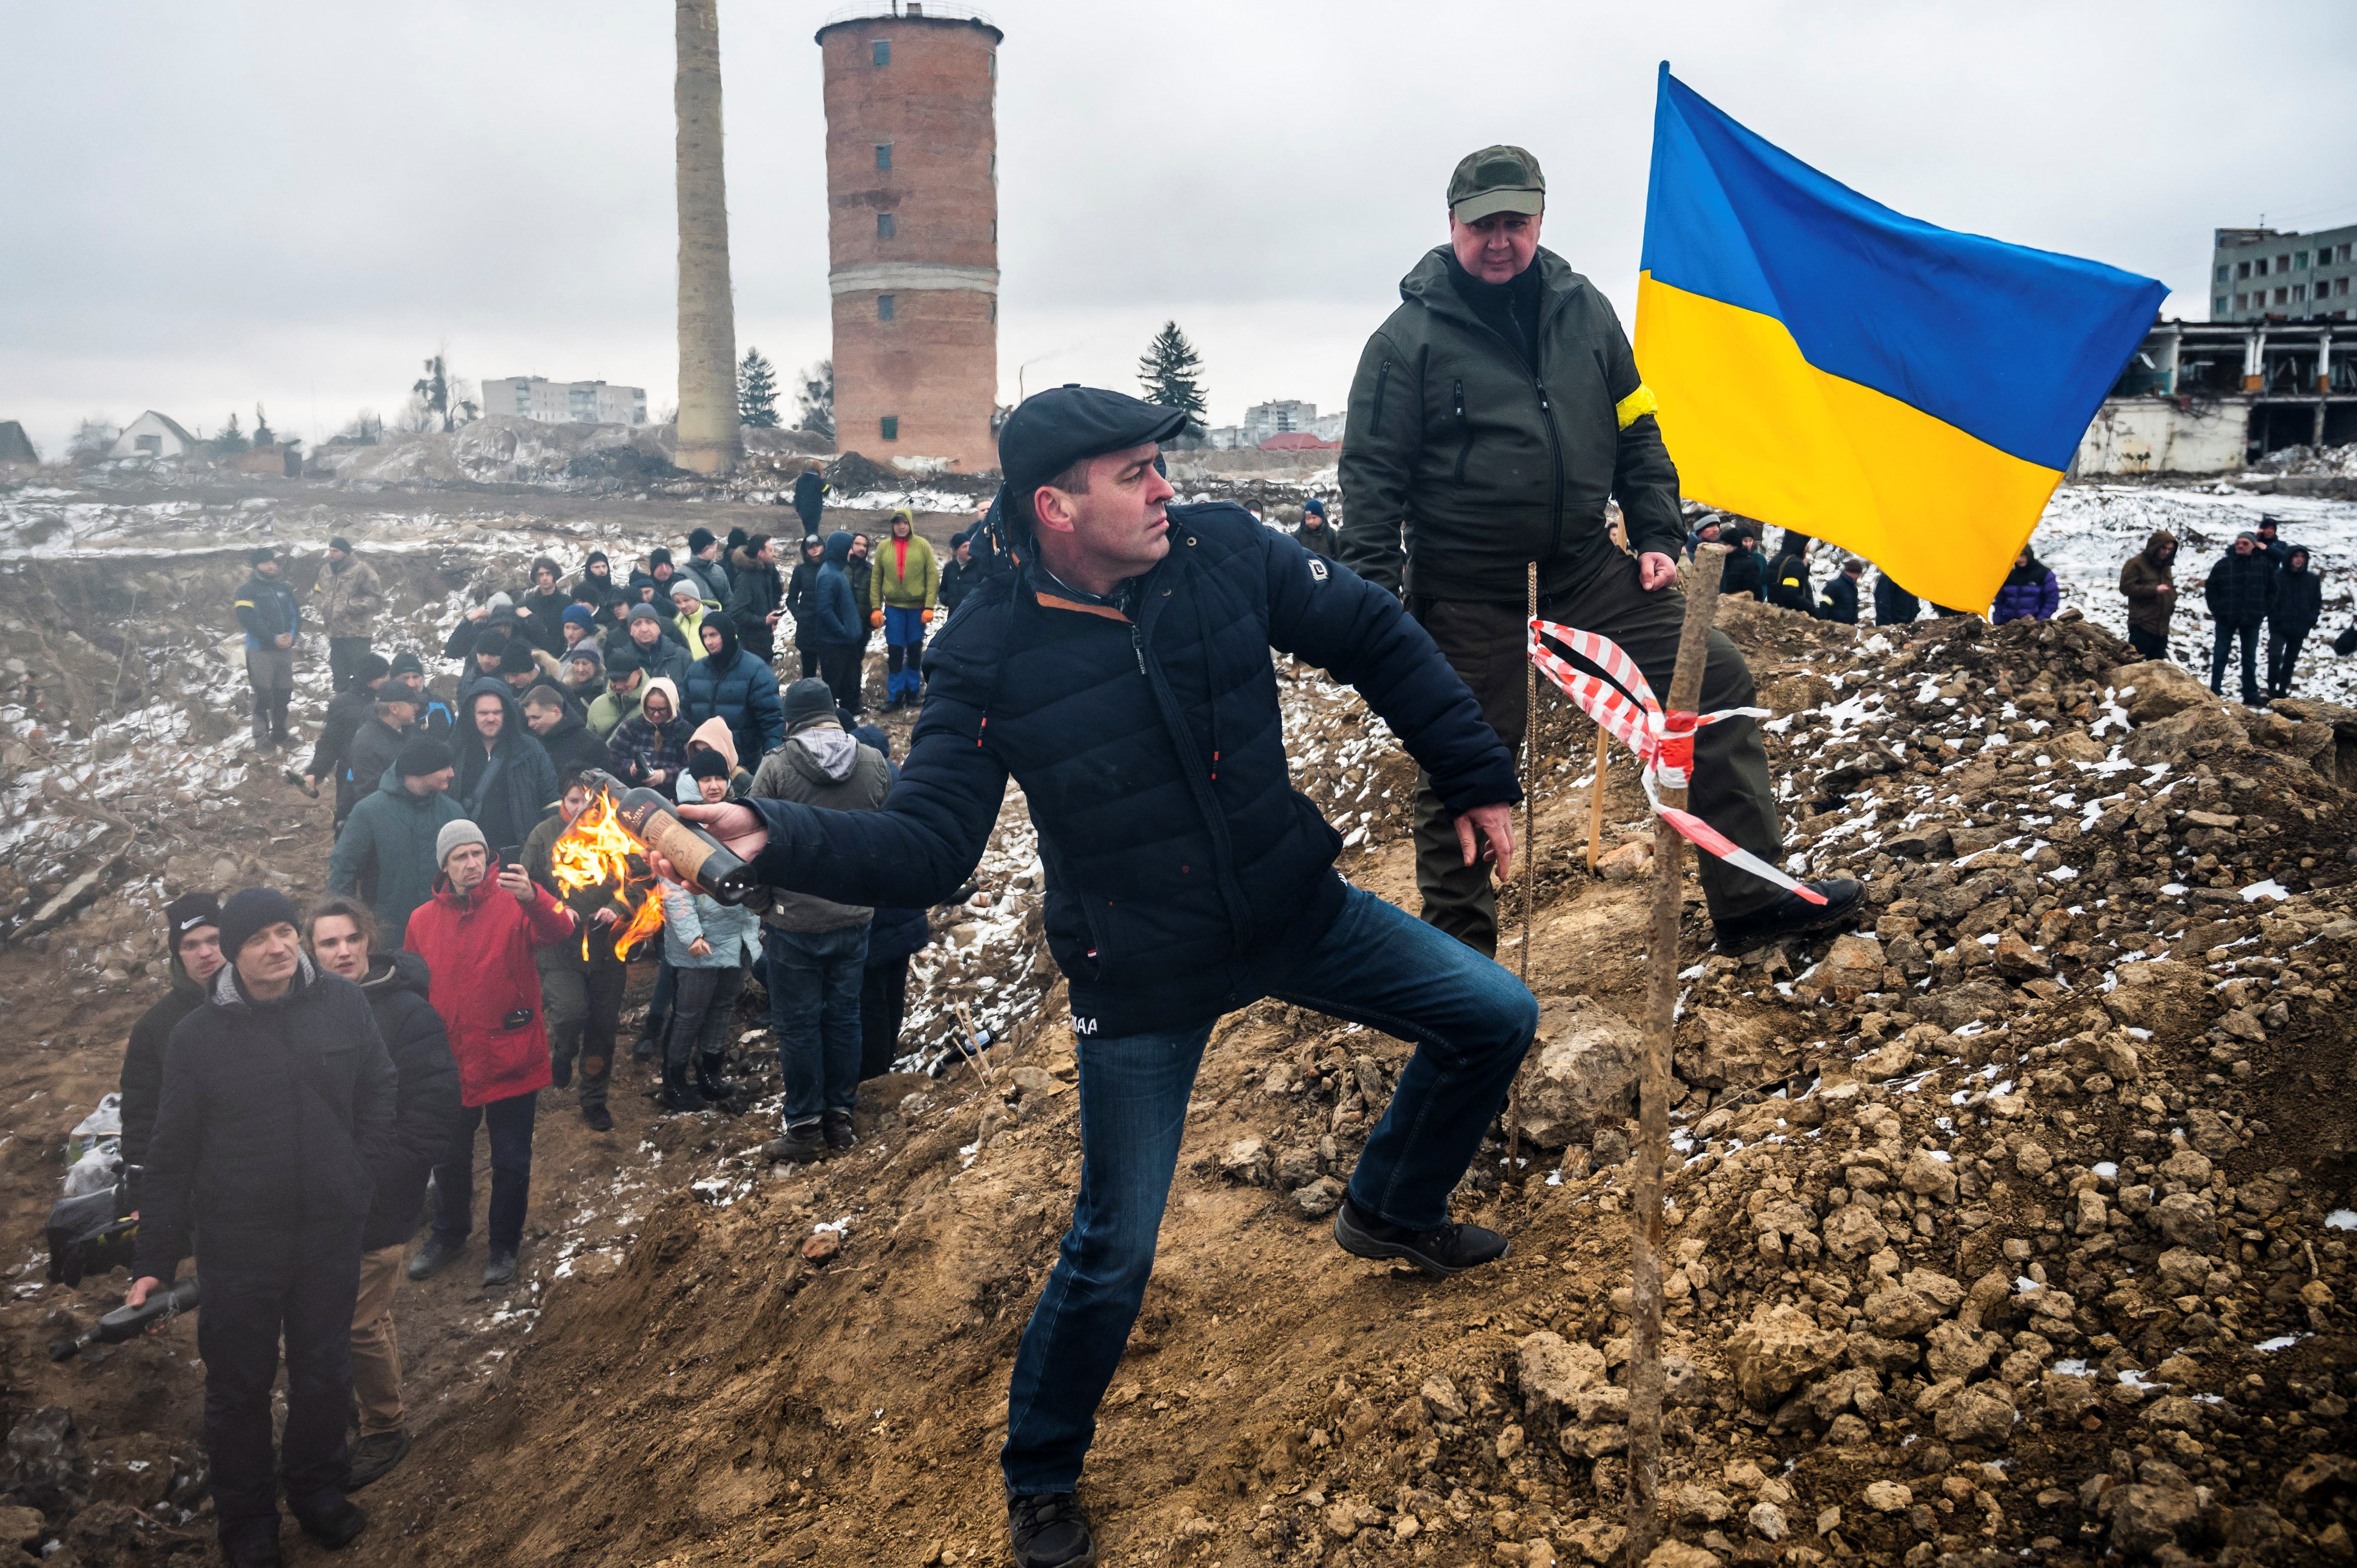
[6,1,2354,460]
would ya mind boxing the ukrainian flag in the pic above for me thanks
[1635,65,2165,611]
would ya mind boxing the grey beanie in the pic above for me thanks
[436,818,488,868]
[781,678,838,729]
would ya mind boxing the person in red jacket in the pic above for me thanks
[401,819,575,1288]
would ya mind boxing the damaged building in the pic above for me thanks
[2077,316,2357,476]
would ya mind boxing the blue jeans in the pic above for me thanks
[883,604,927,702]
[998,883,1537,1496]
[430,1091,538,1256]
[765,923,870,1125]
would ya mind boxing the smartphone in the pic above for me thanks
[498,845,522,867]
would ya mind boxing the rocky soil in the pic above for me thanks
[0,468,2351,1568]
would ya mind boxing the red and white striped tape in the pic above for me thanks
[1529,618,1826,906]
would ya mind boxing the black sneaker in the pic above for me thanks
[346,1430,410,1491]
[1710,877,1864,953]
[294,1498,367,1550]
[822,1109,858,1152]
[1008,1493,1097,1568]
[762,1121,826,1164]
[405,1235,464,1282]
[482,1252,518,1288]
[583,1103,614,1133]
[1332,1195,1509,1278]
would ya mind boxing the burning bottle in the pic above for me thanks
[578,770,763,906]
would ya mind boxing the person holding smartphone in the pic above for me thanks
[400,820,576,1288]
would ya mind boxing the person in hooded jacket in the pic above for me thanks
[345,688,417,805]
[234,547,303,753]
[302,895,460,1492]
[2269,545,2324,698]
[1294,498,1337,559]
[522,685,608,779]
[685,612,787,763]
[118,893,225,1212]
[128,888,396,1568]
[792,464,828,536]
[1765,533,1815,614]
[809,532,866,715]
[304,652,392,830]
[1989,547,2060,624]
[2206,533,2278,703]
[724,533,786,663]
[443,596,522,673]
[868,510,941,709]
[1872,567,1919,627]
[654,806,761,1112]
[453,684,558,859]
[786,533,828,678]
[675,715,753,802]
[748,680,893,1160]
[667,579,712,650]
[329,737,464,940]
[524,778,635,1132]
[2119,530,2180,661]
[403,822,576,1287]
[606,675,693,790]
[573,551,626,616]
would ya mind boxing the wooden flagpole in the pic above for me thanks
[1625,543,1725,1565]
[1586,725,1610,873]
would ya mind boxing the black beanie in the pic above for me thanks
[396,736,454,777]
[389,650,424,677]
[687,748,730,781]
[688,527,717,554]
[249,546,276,566]
[329,536,353,553]
[217,887,301,961]
[164,891,221,947]
[352,652,391,687]
[782,677,838,728]
[650,547,673,568]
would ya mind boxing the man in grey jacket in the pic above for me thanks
[749,678,891,1162]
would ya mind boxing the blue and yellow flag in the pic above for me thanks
[1635,66,2165,610]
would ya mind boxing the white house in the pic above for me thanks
[108,411,200,460]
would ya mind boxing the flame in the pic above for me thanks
[549,789,666,961]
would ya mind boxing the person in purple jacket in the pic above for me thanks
[1990,546,2060,625]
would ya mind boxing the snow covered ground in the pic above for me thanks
[2024,484,2357,705]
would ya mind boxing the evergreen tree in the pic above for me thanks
[1137,320,1208,434]
[795,359,834,441]
[211,412,249,456]
[737,347,781,428]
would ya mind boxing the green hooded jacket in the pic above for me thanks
[1336,246,1684,604]
[327,766,468,943]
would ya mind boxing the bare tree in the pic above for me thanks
[673,0,741,476]
[795,359,834,442]
[66,417,118,461]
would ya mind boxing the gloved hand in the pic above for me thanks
[920,608,934,624]
[869,610,884,628]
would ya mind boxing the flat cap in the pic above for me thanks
[997,385,1188,531]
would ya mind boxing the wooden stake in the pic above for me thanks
[1507,562,1538,1174]
[1624,543,1726,1566]
[1586,724,1610,874]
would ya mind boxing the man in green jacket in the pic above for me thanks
[327,738,464,940]
[867,510,940,709]
[1337,144,1857,955]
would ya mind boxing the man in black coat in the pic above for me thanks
[785,533,828,679]
[724,533,786,664]
[1718,527,1766,601]
[792,465,828,536]
[665,388,1542,1568]
[521,685,606,778]
[1765,533,1815,613]
[303,652,393,830]
[1873,568,1921,628]
[2269,545,2324,698]
[2206,533,2278,704]
[303,895,460,1491]
[117,892,225,1212]
[128,888,397,1567]
[1817,559,1864,625]
[453,683,559,857]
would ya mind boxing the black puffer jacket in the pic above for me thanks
[2273,558,2323,634]
[1817,572,1860,625]
[132,957,397,1279]
[2205,542,2278,628]
[1337,247,1684,603]
[355,950,462,1251]
[743,503,1519,1037]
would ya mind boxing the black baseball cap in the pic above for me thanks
[996,386,1189,535]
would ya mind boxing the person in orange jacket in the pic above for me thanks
[866,509,940,709]
[401,819,576,1287]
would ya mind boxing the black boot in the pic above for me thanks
[660,1062,707,1113]
[1332,1194,1509,1277]
[696,1052,735,1104]
[252,695,273,752]
[1008,1493,1096,1568]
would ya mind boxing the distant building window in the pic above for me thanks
[2234,293,2247,310]
[873,39,889,66]
[2277,254,2291,272]
[2276,287,2289,305]
[2339,278,2352,296]
[990,151,997,183]
[2215,265,2229,282]
[2215,296,2227,315]
[2339,243,2353,263]
[878,294,895,322]
[989,51,996,78]
[136,434,160,454]
[877,212,895,239]
[2293,284,2307,302]
[876,143,892,171]
[881,416,899,441]
[2295,250,2309,269]
[2256,257,2269,275]
[2238,260,2251,278]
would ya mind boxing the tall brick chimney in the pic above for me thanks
[816,6,1002,474]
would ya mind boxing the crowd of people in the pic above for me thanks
[121,503,1019,1566]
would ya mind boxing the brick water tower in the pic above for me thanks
[816,4,1001,473]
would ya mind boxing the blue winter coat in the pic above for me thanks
[740,503,1520,1038]
[1990,563,2059,624]
[234,570,301,650]
[806,533,862,649]
[681,613,786,762]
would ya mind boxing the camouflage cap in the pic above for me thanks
[1448,144,1545,223]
